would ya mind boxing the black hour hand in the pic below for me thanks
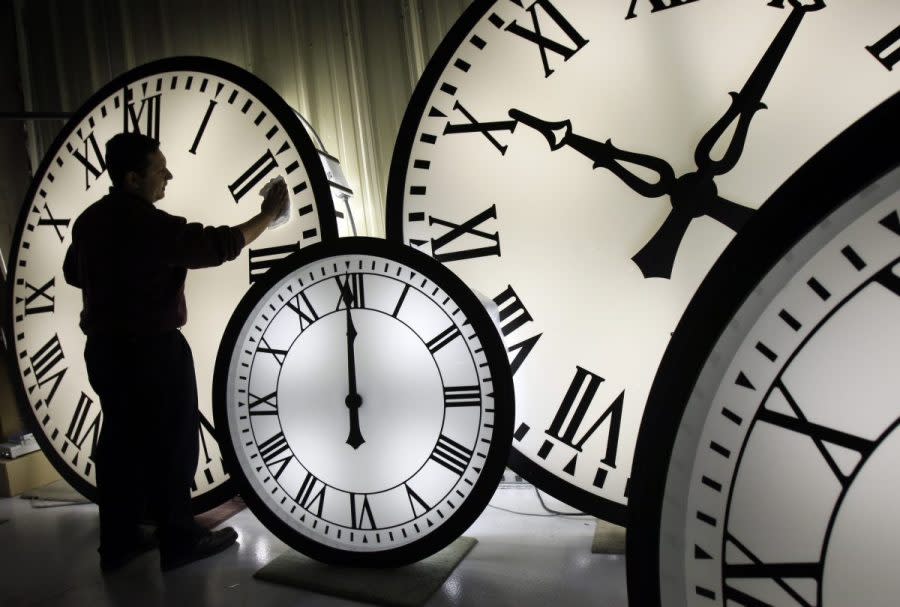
[510,108,676,198]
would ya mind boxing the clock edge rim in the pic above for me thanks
[211,235,515,566]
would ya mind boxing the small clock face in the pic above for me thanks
[386,0,900,522]
[625,95,900,606]
[213,237,513,566]
[6,57,337,510]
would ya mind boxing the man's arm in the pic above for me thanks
[161,179,290,269]
[63,243,82,288]
[237,179,289,247]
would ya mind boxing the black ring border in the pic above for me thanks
[3,55,340,513]
[212,236,515,567]
[625,91,900,606]
[383,0,630,523]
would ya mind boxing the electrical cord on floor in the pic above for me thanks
[486,483,593,518]
[532,486,590,517]
[26,497,84,509]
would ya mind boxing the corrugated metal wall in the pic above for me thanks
[11,0,471,238]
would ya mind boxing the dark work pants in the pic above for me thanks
[85,329,200,555]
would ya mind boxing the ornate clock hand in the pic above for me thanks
[704,195,756,233]
[634,1,822,279]
[633,181,757,279]
[510,108,676,198]
[512,3,822,279]
[693,0,824,177]
[339,276,365,449]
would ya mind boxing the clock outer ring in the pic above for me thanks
[383,0,626,522]
[212,236,515,566]
[4,55,339,513]
[624,91,900,606]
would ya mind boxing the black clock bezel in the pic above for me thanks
[212,236,515,567]
[625,92,900,606]
[3,55,339,513]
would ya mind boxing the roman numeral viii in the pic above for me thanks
[24,334,67,405]
[296,472,326,517]
[258,431,293,479]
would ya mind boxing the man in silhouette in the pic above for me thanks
[64,132,288,572]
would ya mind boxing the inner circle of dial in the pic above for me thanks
[268,308,445,493]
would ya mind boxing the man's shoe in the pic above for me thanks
[100,534,159,573]
[160,527,238,572]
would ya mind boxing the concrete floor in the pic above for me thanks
[0,483,628,607]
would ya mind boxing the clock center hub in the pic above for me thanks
[670,172,718,219]
[274,309,445,494]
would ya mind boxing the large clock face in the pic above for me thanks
[625,95,900,606]
[213,237,513,566]
[386,0,900,522]
[6,57,337,510]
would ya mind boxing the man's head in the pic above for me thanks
[105,132,172,203]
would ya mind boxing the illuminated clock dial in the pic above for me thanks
[213,237,513,565]
[6,56,337,511]
[386,0,900,522]
[626,94,900,606]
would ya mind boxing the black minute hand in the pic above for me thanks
[693,0,824,178]
[632,0,824,277]
[340,276,365,449]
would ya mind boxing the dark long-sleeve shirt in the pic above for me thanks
[63,189,245,336]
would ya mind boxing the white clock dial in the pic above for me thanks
[213,237,513,566]
[6,57,337,510]
[387,0,900,521]
[626,95,900,606]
